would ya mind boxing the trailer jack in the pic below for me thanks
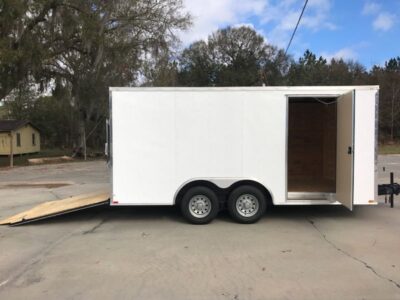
[378,172,400,208]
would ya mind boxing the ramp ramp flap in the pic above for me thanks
[0,192,110,226]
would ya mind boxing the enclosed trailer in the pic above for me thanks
[107,86,379,224]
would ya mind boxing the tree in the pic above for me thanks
[0,0,74,99]
[177,26,290,86]
[46,1,190,155]
[2,76,75,148]
[31,95,75,147]
[2,79,39,120]
[142,48,180,87]
[178,41,216,86]
[287,50,369,87]
[287,50,329,85]
[262,49,292,86]
[347,61,369,85]
[326,58,353,85]
[208,26,270,86]
[371,58,400,142]
[1,0,191,153]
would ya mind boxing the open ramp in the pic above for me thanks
[0,192,110,226]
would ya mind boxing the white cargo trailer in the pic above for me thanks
[107,86,379,224]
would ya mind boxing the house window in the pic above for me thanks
[32,133,36,146]
[16,133,21,147]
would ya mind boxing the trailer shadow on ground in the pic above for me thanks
[18,203,373,227]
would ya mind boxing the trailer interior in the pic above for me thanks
[287,96,338,200]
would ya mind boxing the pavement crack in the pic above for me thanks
[0,229,77,291]
[308,219,400,289]
[82,218,107,234]
[0,212,101,291]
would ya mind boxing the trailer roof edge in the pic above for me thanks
[109,86,379,92]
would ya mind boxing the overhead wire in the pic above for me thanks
[284,0,309,56]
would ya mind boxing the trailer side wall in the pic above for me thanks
[111,87,378,206]
[111,90,286,205]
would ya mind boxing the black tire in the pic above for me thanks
[228,185,267,224]
[180,186,219,224]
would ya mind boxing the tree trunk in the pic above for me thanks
[78,119,87,160]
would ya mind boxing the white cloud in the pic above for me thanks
[362,2,381,15]
[261,0,336,48]
[180,0,336,49]
[373,12,395,31]
[361,2,396,32]
[232,23,268,41]
[322,47,358,61]
[262,0,335,30]
[180,0,266,44]
[304,0,336,29]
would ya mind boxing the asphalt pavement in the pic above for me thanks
[0,158,399,299]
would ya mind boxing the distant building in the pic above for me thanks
[0,120,41,155]
[0,103,7,119]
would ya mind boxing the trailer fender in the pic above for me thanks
[174,178,274,206]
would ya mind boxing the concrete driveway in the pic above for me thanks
[0,159,399,299]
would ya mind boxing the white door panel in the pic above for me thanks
[336,90,355,210]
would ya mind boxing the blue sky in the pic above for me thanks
[181,0,400,69]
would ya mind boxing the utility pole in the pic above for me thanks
[83,126,87,161]
[9,132,13,168]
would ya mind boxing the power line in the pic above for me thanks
[285,0,309,56]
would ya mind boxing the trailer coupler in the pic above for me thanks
[378,172,399,208]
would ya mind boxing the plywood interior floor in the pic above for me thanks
[288,178,335,193]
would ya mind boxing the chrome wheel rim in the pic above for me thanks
[189,195,212,218]
[236,194,259,217]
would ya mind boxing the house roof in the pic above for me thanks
[0,120,40,133]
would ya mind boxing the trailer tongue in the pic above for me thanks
[0,192,110,226]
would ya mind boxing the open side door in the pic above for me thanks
[336,90,355,210]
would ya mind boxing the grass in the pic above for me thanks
[379,144,400,155]
[0,148,71,168]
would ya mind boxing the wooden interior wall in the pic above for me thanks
[288,100,337,184]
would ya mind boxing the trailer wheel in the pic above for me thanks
[228,185,266,223]
[180,186,219,224]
